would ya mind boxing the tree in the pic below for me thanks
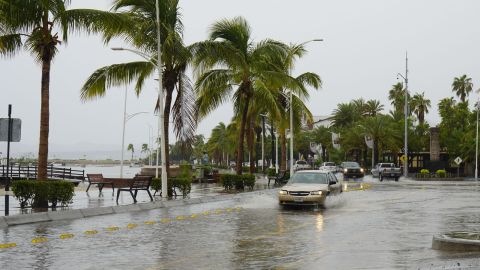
[365,100,384,117]
[332,103,359,128]
[81,0,196,182]
[410,92,431,125]
[388,82,409,116]
[193,17,287,174]
[358,115,397,165]
[127,144,135,161]
[0,0,128,179]
[452,75,473,102]
[141,143,149,159]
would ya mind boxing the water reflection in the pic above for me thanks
[316,213,324,232]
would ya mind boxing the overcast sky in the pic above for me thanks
[1,0,480,158]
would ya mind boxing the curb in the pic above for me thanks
[0,189,276,229]
[432,235,480,252]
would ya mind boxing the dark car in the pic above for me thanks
[339,161,365,178]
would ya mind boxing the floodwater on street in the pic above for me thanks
[1,177,480,270]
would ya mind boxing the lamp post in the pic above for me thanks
[289,38,323,177]
[111,16,167,197]
[397,52,409,178]
[275,131,279,174]
[475,99,479,180]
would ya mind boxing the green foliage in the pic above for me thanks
[151,178,161,192]
[11,180,75,208]
[266,168,277,177]
[173,178,192,197]
[420,169,430,174]
[220,174,256,190]
[11,180,35,208]
[436,169,447,178]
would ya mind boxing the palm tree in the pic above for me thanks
[332,103,358,128]
[207,122,228,165]
[127,144,135,161]
[193,17,287,175]
[81,0,196,181]
[452,75,473,102]
[352,98,367,116]
[358,115,397,164]
[410,92,431,125]
[388,82,408,115]
[141,143,149,159]
[0,0,128,179]
[365,100,384,117]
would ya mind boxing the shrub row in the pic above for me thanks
[11,180,75,208]
[220,174,256,190]
[151,177,192,197]
[418,169,448,178]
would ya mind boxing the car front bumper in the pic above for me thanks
[278,194,326,205]
[343,172,364,178]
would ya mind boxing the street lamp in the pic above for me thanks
[119,86,149,178]
[397,52,409,178]
[111,15,168,197]
[289,38,324,177]
[260,114,267,172]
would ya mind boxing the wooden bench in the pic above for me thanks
[86,174,114,194]
[116,175,153,203]
[268,170,289,186]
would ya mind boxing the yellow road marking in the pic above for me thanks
[106,226,120,231]
[84,230,98,235]
[0,243,16,249]
[160,218,171,223]
[144,221,156,225]
[127,224,138,229]
[31,237,48,244]
[59,234,74,239]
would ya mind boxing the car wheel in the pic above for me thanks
[395,177,399,182]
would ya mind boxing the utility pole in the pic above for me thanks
[397,52,409,178]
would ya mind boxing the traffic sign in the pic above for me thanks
[400,155,407,162]
[454,156,463,165]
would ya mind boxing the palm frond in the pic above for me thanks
[172,72,196,143]
[80,61,153,100]
[0,33,22,57]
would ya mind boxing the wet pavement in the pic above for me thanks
[1,176,480,269]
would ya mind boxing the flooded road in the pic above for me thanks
[1,179,480,269]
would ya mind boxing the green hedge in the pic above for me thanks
[11,180,75,208]
[266,168,276,177]
[220,174,255,190]
[151,177,192,197]
[436,169,447,178]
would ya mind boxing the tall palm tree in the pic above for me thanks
[452,75,473,102]
[127,144,134,161]
[410,92,431,125]
[365,100,384,117]
[81,0,195,182]
[388,82,408,115]
[358,115,397,164]
[332,103,358,128]
[193,17,287,174]
[207,122,228,165]
[0,0,128,179]
[141,143,149,158]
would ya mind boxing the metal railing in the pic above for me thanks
[0,164,85,180]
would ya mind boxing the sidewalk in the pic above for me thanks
[0,175,271,217]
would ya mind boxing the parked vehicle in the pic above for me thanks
[339,161,365,178]
[371,163,401,181]
[278,170,342,207]
[319,162,337,173]
[293,160,311,171]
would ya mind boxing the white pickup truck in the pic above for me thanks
[371,163,401,181]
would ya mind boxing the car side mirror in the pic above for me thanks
[329,180,336,185]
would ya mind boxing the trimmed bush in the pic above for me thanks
[420,169,430,174]
[174,178,192,196]
[151,178,161,193]
[11,180,35,208]
[11,180,75,209]
[266,168,276,177]
[436,169,447,178]
[220,174,256,190]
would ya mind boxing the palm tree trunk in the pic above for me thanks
[373,139,379,165]
[163,87,174,196]
[246,117,254,174]
[280,128,287,171]
[37,56,51,181]
[236,97,250,175]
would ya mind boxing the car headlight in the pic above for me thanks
[360,168,364,173]
[279,190,288,195]
[343,169,348,173]
[310,190,323,195]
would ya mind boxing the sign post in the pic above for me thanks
[0,105,21,216]
[454,156,463,178]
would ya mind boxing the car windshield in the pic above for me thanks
[324,162,335,166]
[289,173,329,184]
[342,162,360,167]
[380,163,394,168]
